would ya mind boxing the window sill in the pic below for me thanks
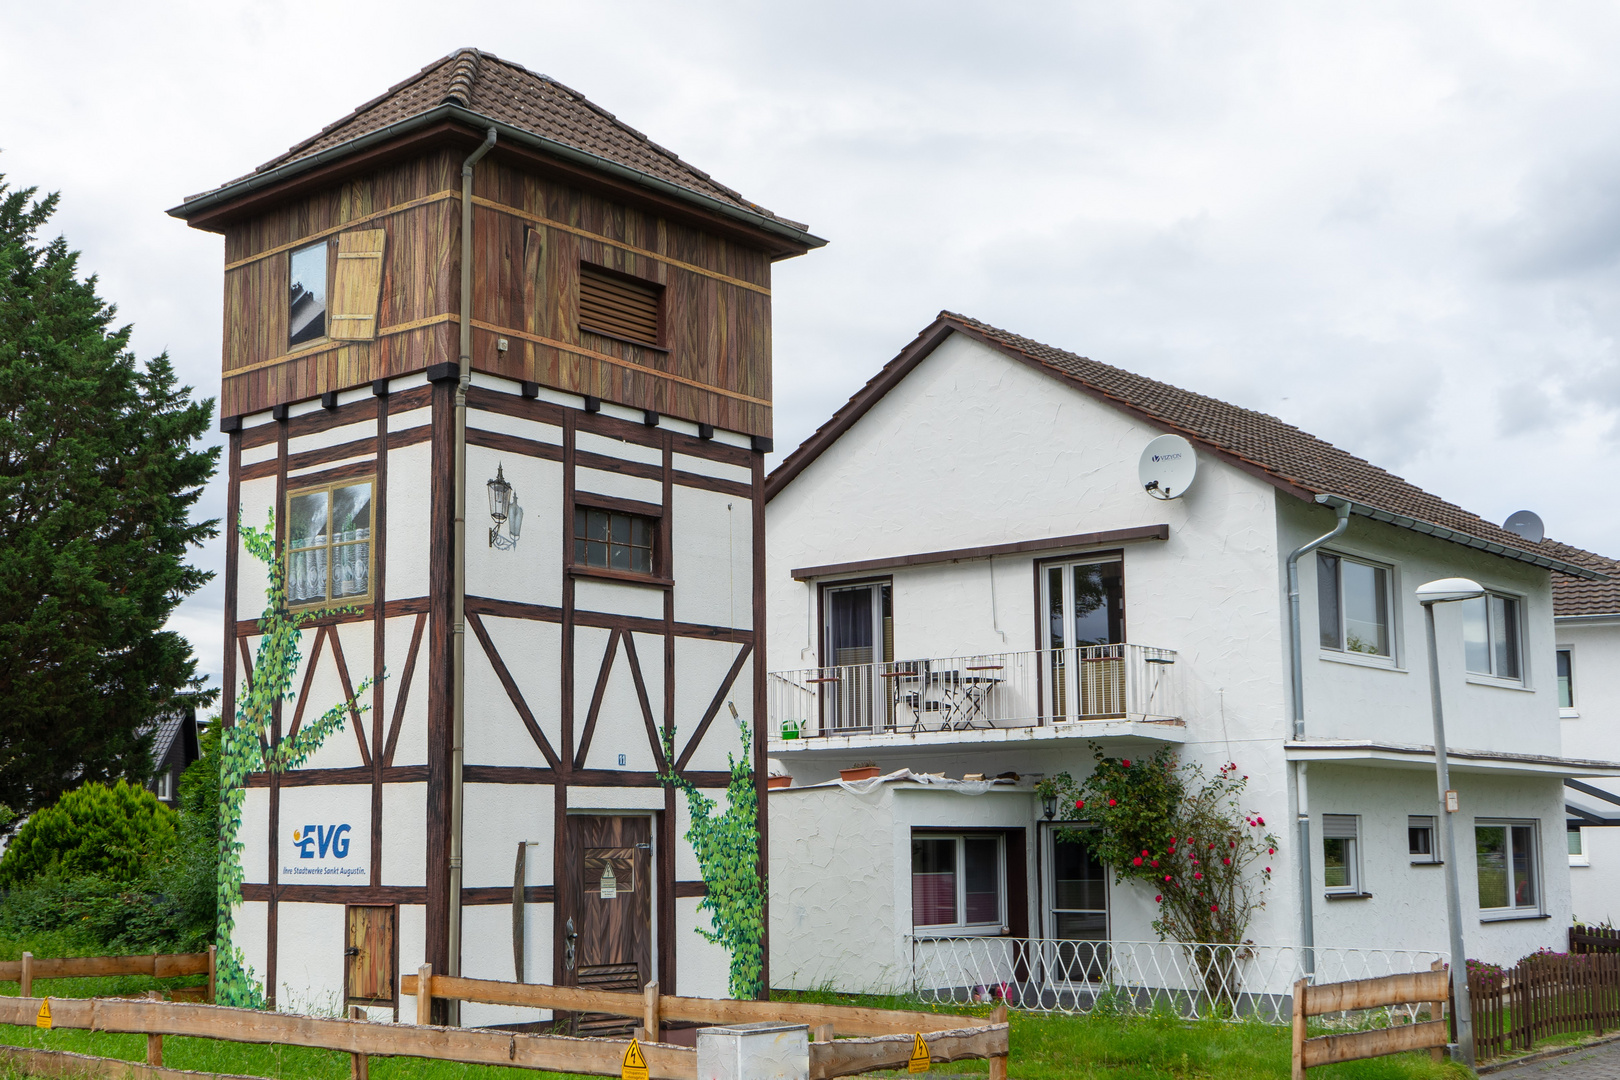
[582,328,670,354]
[1318,651,1403,672]
[1562,708,1581,719]
[568,565,673,589]
[1480,911,1550,923]
[911,927,1010,940]
[1571,857,1591,868]
[1410,860,1444,867]
[1324,891,1374,901]
[1466,675,1534,692]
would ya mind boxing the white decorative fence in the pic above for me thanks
[910,936,1446,1022]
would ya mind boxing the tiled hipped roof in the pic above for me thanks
[770,312,1600,578]
[195,49,803,231]
[1541,540,1620,616]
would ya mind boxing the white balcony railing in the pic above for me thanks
[768,645,1178,742]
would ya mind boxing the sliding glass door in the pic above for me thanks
[821,581,892,732]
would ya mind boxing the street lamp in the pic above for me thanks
[1417,576,1485,1067]
[487,464,522,550]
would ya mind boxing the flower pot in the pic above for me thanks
[840,766,881,782]
[767,775,793,790]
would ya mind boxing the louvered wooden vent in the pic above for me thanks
[579,265,661,347]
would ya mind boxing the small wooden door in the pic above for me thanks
[564,816,652,1032]
[345,905,396,1005]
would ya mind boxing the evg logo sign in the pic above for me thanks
[293,824,352,859]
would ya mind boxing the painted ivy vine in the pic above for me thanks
[215,513,375,1007]
[660,713,763,1000]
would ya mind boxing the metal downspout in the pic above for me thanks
[1285,495,1351,976]
[449,126,497,1023]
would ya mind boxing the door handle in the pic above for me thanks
[344,947,360,957]
[564,917,577,971]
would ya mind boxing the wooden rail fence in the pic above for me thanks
[403,966,1010,1078]
[0,951,214,1003]
[1291,968,1450,1078]
[0,967,1007,1080]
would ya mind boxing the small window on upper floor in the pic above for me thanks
[579,264,661,348]
[573,506,657,576]
[289,241,328,347]
[1317,552,1392,657]
[287,479,375,607]
[1409,815,1439,864]
[1461,592,1522,681]
[1322,814,1362,895]
[1558,649,1574,710]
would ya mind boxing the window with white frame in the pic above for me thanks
[1317,553,1392,657]
[1558,649,1575,711]
[1569,827,1589,867]
[153,770,172,802]
[1476,821,1539,913]
[1461,593,1522,681]
[911,834,1004,932]
[1322,814,1362,894]
[1409,815,1439,864]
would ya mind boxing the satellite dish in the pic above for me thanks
[1139,434,1198,500]
[1503,510,1545,544]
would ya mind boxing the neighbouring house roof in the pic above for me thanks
[1542,540,1620,618]
[767,312,1604,581]
[171,49,821,249]
[142,708,199,774]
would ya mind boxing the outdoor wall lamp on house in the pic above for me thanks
[487,464,522,550]
[1417,575,1485,1068]
[1041,793,1057,821]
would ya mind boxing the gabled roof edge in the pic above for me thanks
[170,102,826,250]
[767,314,1607,582]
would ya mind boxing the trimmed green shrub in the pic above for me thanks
[0,779,176,887]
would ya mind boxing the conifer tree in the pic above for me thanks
[0,171,218,825]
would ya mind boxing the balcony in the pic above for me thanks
[767,645,1183,755]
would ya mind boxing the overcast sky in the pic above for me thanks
[5,2,1619,694]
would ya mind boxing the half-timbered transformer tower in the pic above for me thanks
[171,49,821,1024]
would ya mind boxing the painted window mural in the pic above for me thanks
[288,241,327,347]
[287,481,373,606]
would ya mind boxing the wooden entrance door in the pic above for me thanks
[565,815,652,1031]
[345,905,396,1006]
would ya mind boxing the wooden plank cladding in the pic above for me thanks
[217,144,775,435]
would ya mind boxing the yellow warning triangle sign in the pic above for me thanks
[908,1032,930,1073]
[621,1037,649,1080]
[35,999,51,1029]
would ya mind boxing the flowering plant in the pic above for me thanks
[1036,744,1278,947]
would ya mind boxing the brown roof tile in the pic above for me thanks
[187,48,807,233]
[1541,540,1620,616]
[769,312,1602,579]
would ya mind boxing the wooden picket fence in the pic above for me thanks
[1469,951,1620,1059]
[0,951,214,1003]
[1570,925,1620,954]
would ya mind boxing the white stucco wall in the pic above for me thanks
[1559,617,1620,925]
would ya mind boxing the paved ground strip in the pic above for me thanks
[1488,1040,1620,1078]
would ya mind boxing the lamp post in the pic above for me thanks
[1417,576,1485,1067]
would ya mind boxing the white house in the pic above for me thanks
[1546,542,1620,925]
[762,312,1616,1001]
[171,50,822,1025]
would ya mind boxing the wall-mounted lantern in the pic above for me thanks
[488,464,522,550]
[1041,792,1057,821]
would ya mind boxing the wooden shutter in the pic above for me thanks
[329,230,387,341]
[579,265,660,346]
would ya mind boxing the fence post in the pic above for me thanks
[1429,960,1445,1063]
[146,1034,163,1067]
[642,980,659,1042]
[208,945,217,1004]
[415,964,432,1026]
[349,1005,369,1080]
[1291,978,1307,1080]
[988,1002,1009,1080]
[20,952,32,999]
